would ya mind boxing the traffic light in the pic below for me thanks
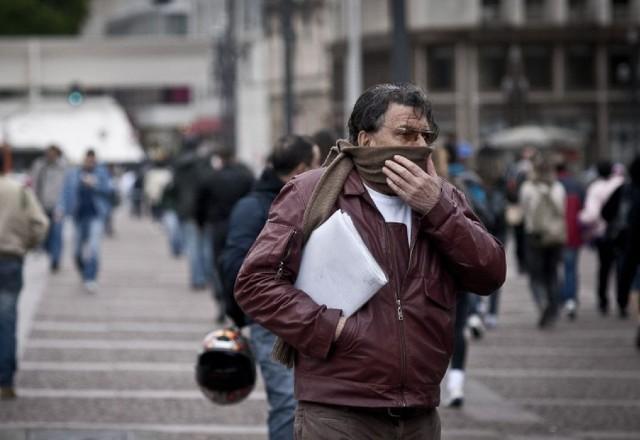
[67,83,84,107]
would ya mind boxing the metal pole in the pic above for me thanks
[389,0,410,83]
[282,0,295,135]
[344,0,363,117]
[630,28,640,156]
[220,0,236,151]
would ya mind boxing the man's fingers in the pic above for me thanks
[386,177,408,199]
[391,155,426,177]
[426,156,438,177]
[383,159,415,182]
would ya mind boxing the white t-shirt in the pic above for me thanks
[365,185,412,244]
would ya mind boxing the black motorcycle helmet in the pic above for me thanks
[195,327,256,405]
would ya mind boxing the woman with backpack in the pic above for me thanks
[519,154,567,328]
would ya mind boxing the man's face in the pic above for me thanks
[45,148,58,163]
[83,155,96,171]
[358,103,432,148]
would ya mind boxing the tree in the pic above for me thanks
[0,0,89,36]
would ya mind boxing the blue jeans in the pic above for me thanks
[0,257,23,387]
[182,221,212,288]
[74,217,104,282]
[561,247,580,304]
[249,324,296,440]
[44,211,63,267]
[162,210,183,257]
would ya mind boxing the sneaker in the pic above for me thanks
[447,397,464,408]
[467,314,484,339]
[84,281,98,294]
[538,306,557,329]
[0,387,17,400]
[564,300,577,321]
[446,369,465,408]
[484,314,498,330]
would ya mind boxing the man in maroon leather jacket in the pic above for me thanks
[235,83,506,439]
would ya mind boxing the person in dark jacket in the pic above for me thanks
[611,157,640,337]
[556,162,585,320]
[195,145,254,321]
[234,83,506,439]
[220,135,320,440]
[172,142,213,290]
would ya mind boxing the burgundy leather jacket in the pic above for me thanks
[235,168,506,408]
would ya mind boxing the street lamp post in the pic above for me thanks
[281,0,295,135]
[389,0,410,83]
[628,28,640,156]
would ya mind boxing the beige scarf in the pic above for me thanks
[272,141,432,367]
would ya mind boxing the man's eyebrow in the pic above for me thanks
[396,124,432,131]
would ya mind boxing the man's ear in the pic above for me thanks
[357,130,371,146]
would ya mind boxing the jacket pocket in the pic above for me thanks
[333,313,358,354]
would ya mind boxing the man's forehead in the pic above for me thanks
[384,103,428,126]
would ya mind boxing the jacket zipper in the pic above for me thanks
[384,223,407,407]
[275,229,297,280]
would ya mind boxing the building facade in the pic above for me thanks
[242,0,640,166]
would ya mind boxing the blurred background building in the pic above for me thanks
[1,0,639,169]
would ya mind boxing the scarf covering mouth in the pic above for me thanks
[340,144,433,195]
[271,140,433,368]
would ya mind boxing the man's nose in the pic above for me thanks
[412,135,428,147]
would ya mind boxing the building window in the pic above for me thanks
[565,45,596,90]
[525,0,546,23]
[568,0,591,23]
[522,45,552,90]
[481,0,502,23]
[363,51,391,89]
[427,45,455,92]
[609,45,633,88]
[165,13,188,35]
[479,45,508,91]
[612,0,630,22]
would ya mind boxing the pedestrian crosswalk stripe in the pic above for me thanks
[14,388,267,400]
[32,321,212,333]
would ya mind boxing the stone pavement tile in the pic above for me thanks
[0,430,27,440]
[0,398,267,425]
[28,329,207,341]
[132,434,264,440]
[480,377,640,400]
[525,405,640,433]
[22,347,195,363]
[463,379,541,424]
[17,370,199,390]
[28,430,126,440]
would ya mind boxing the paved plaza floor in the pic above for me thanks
[1,212,639,440]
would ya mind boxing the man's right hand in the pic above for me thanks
[334,316,347,341]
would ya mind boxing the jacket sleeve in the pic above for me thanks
[421,181,506,295]
[219,196,266,327]
[23,187,49,250]
[234,180,342,359]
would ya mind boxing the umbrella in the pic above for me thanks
[486,125,584,150]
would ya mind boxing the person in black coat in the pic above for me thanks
[219,135,319,440]
[610,156,640,346]
[194,145,255,321]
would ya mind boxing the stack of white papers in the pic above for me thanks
[294,210,388,317]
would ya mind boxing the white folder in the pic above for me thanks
[294,210,388,317]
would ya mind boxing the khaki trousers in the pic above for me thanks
[294,401,441,440]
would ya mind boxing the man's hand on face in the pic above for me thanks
[382,155,442,215]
